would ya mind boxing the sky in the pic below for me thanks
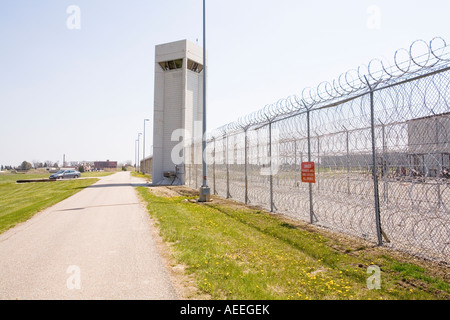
[1,0,449,167]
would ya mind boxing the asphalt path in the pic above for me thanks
[0,172,178,300]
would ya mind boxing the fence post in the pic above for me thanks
[269,122,274,212]
[344,126,350,194]
[213,137,216,195]
[317,133,320,191]
[307,108,315,224]
[381,121,388,204]
[294,139,298,187]
[256,130,260,166]
[366,78,383,247]
[244,129,248,204]
[226,134,230,199]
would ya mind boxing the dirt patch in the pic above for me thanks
[168,186,200,197]
[148,186,183,198]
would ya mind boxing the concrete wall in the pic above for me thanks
[408,113,450,176]
[408,113,450,154]
[140,157,153,178]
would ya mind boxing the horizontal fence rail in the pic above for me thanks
[185,38,450,263]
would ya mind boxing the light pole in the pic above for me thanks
[143,119,150,175]
[137,133,142,173]
[199,0,211,202]
[135,139,138,171]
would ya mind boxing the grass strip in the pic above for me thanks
[0,174,103,234]
[131,171,152,181]
[137,187,449,300]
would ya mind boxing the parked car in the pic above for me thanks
[49,170,81,180]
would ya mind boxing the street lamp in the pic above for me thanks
[143,119,150,175]
[137,133,142,173]
[135,139,138,170]
[199,0,211,202]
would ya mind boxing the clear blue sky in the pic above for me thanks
[1,0,449,167]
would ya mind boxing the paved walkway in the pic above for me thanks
[0,172,177,300]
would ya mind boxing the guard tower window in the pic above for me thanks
[159,59,183,71]
[187,59,203,73]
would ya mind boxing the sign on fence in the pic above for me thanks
[301,162,316,183]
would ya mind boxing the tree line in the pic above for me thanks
[1,161,60,171]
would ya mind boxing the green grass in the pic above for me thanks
[131,171,152,181]
[137,187,450,300]
[0,173,106,234]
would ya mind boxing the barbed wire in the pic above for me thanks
[210,37,450,139]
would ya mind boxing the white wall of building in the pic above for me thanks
[152,39,205,185]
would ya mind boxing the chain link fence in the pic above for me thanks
[185,38,450,263]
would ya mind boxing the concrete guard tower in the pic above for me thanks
[152,40,206,185]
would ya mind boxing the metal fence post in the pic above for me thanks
[256,130,260,166]
[269,122,274,212]
[381,121,388,204]
[213,137,216,195]
[345,126,350,195]
[294,139,298,187]
[244,129,248,204]
[307,108,315,224]
[317,133,320,191]
[366,78,383,247]
[226,134,230,199]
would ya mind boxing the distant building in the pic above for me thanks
[94,160,118,170]
[140,156,153,176]
[78,162,92,172]
[315,112,450,178]
[408,112,450,177]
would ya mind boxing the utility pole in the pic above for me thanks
[199,0,211,202]
[137,133,142,173]
[135,140,138,171]
[143,119,150,174]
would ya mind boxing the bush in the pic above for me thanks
[20,161,32,171]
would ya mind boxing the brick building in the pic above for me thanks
[94,160,118,170]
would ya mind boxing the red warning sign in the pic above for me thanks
[301,162,316,183]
